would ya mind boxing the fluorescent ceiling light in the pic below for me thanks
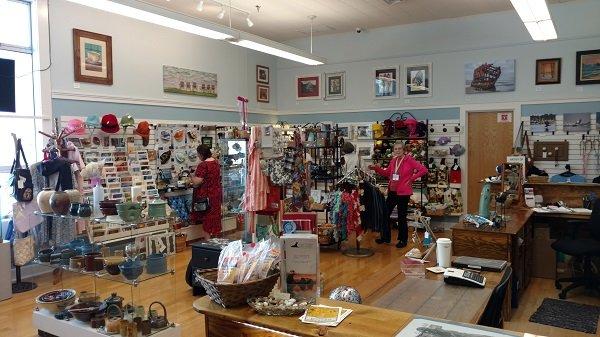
[510,0,557,41]
[229,33,326,65]
[65,0,233,40]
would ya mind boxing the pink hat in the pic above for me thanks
[67,119,86,135]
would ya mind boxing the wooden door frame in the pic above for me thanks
[461,104,520,214]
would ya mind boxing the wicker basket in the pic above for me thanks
[195,268,280,308]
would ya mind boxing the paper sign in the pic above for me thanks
[497,112,512,123]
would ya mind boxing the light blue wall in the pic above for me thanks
[277,0,600,115]
[521,101,600,117]
[52,99,277,124]
[278,107,459,124]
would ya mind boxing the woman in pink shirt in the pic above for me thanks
[369,141,428,247]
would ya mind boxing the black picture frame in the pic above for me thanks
[535,58,561,85]
[576,49,600,85]
[201,136,213,147]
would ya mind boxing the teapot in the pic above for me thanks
[149,301,169,329]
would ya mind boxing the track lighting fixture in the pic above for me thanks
[246,15,253,27]
[217,6,225,19]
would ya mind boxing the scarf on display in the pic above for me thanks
[237,96,249,131]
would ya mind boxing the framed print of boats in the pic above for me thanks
[576,49,600,85]
[73,29,113,85]
[404,63,432,97]
[163,65,218,97]
[374,67,398,98]
[465,59,515,94]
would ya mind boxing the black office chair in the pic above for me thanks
[551,198,600,299]
[479,266,512,328]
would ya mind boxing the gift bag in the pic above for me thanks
[13,234,34,266]
[9,139,33,202]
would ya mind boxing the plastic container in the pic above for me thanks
[400,258,426,278]
[436,238,452,268]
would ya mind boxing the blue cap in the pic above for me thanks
[85,115,100,128]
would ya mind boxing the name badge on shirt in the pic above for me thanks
[392,174,400,181]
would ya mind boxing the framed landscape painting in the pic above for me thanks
[374,67,398,98]
[404,63,432,97]
[163,65,218,98]
[576,49,600,85]
[296,74,321,100]
[536,58,561,85]
[73,29,113,85]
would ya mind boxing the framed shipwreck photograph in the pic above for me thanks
[465,59,515,94]
[404,63,432,97]
[576,49,600,85]
[536,58,561,85]
[73,29,113,85]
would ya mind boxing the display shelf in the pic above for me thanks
[34,211,173,226]
[33,309,181,337]
[32,259,175,286]
[220,139,247,220]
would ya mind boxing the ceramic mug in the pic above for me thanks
[69,203,80,217]
[84,252,102,272]
[69,255,85,269]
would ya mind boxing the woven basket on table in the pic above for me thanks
[195,268,280,308]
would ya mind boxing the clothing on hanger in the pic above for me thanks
[549,165,586,183]
[449,159,461,188]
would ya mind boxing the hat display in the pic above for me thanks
[85,115,100,128]
[120,115,135,129]
[66,119,86,135]
[100,114,120,134]
[437,136,451,145]
[450,144,466,156]
[135,121,151,146]
[173,129,185,143]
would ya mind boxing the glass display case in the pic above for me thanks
[219,139,247,229]
[28,212,180,337]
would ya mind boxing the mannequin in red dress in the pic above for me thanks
[190,144,222,237]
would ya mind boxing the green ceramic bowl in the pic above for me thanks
[115,202,143,223]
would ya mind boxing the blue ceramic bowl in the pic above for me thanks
[118,260,144,281]
[146,253,167,274]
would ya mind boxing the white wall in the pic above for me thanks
[49,0,278,116]
[276,0,600,115]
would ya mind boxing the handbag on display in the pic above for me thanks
[9,139,34,202]
[13,234,34,266]
[193,197,210,212]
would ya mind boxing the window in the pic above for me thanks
[0,0,44,218]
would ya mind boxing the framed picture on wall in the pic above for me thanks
[535,58,561,85]
[404,63,432,97]
[324,71,345,100]
[201,137,213,147]
[356,125,372,140]
[296,74,321,100]
[73,29,113,85]
[576,49,600,85]
[465,59,515,94]
[374,67,398,98]
[257,84,270,103]
[256,65,269,84]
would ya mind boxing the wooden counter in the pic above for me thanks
[452,208,534,303]
[193,296,413,337]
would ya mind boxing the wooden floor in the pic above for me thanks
[1,230,599,337]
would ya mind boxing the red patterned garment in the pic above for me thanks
[342,190,363,236]
[191,158,223,236]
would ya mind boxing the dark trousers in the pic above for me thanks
[382,191,410,243]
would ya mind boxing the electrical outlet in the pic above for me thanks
[73,83,80,89]
[535,87,543,92]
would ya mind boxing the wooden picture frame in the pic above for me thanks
[73,29,113,85]
[576,49,600,85]
[324,71,346,100]
[535,58,561,85]
[256,65,269,84]
[296,74,321,100]
[257,84,270,103]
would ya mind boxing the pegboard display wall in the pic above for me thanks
[59,116,236,202]
[523,113,600,182]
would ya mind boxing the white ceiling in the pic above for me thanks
[143,0,573,42]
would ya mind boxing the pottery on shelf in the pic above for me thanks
[50,191,71,215]
[118,259,144,281]
[69,203,80,217]
[146,253,167,274]
[147,200,167,218]
[64,189,82,203]
[37,188,54,213]
[103,256,124,275]
[77,203,93,218]
[116,202,144,223]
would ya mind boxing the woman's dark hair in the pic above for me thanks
[196,144,212,160]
